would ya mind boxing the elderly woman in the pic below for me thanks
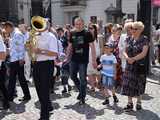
[122,21,149,111]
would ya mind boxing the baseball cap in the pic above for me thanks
[104,42,114,49]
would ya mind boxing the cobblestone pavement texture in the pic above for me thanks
[0,67,160,120]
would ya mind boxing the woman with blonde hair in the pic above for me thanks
[122,21,149,111]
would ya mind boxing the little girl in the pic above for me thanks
[98,43,119,105]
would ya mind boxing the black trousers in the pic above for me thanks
[49,61,55,91]
[8,61,31,100]
[0,63,9,104]
[33,60,53,119]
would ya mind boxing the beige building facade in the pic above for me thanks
[15,0,160,26]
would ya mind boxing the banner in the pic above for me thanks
[152,0,160,6]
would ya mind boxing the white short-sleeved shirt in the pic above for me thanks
[100,54,117,77]
[36,31,58,61]
[10,29,25,62]
[0,36,6,52]
[0,35,6,66]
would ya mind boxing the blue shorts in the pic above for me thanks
[102,75,115,89]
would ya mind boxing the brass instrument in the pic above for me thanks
[25,16,47,61]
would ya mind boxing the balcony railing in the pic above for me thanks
[62,0,86,6]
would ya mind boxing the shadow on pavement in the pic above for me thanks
[0,101,27,120]
[86,89,105,100]
[125,109,160,120]
[147,65,160,84]
[50,92,71,101]
[142,93,154,101]
[64,102,104,119]
[34,100,60,110]
[0,110,12,120]
[104,103,124,115]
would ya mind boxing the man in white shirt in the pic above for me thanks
[0,34,10,109]
[32,19,58,120]
[4,21,31,102]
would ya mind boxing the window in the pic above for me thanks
[116,0,122,9]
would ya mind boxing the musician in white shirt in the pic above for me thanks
[32,20,58,120]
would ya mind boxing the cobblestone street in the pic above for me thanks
[0,0,160,119]
[0,72,160,120]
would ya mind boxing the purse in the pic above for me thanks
[134,59,146,75]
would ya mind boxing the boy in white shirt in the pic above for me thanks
[98,43,119,105]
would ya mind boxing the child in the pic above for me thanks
[98,43,119,105]
[59,50,72,94]
[61,59,72,93]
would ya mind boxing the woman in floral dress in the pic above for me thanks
[122,21,149,112]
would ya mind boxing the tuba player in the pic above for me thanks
[31,17,58,120]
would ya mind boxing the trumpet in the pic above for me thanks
[25,16,47,61]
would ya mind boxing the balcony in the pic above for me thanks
[61,0,86,12]
[62,0,86,7]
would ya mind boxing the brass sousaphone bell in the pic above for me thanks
[31,16,48,32]
[25,16,48,61]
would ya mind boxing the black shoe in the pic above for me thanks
[50,89,54,94]
[79,99,85,105]
[124,103,133,112]
[19,96,31,101]
[102,98,109,105]
[68,85,72,92]
[77,94,81,100]
[62,87,67,94]
[136,103,142,111]
[113,95,119,103]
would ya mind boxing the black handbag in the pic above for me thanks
[134,59,146,75]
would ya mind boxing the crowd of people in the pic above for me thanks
[0,16,159,120]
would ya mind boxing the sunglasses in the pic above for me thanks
[131,27,139,31]
[89,27,94,30]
